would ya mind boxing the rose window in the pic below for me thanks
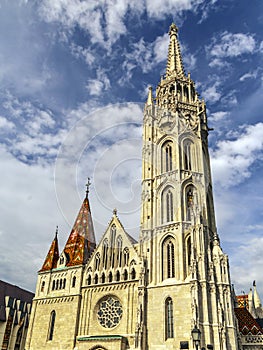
[97,296,123,328]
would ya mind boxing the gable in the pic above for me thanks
[84,214,140,285]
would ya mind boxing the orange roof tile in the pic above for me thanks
[234,308,263,335]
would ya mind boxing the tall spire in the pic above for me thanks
[166,23,185,78]
[63,186,96,266]
[40,227,59,272]
[253,281,262,308]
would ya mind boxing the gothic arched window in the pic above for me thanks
[87,275,91,285]
[101,273,105,284]
[162,141,173,173]
[95,253,100,271]
[72,276,76,288]
[117,236,122,267]
[186,186,194,221]
[102,239,108,269]
[131,268,136,280]
[116,270,120,281]
[161,187,174,224]
[183,140,194,171]
[162,236,176,280]
[94,274,98,284]
[165,297,174,339]
[123,269,128,281]
[108,271,113,283]
[123,248,129,266]
[186,236,191,274]
[41,281,45,292]
[48,310,56,341]
[110,225,116,268]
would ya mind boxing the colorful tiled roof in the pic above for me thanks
[234,307,263,335]
[63,195,96,267]
[237,294,248,308]
[40,229,59,272]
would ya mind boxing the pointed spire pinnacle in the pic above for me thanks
[166,23,185,78]
[146,86,153,106]
[63,189,96,267]
[40,227,60,272]
[253,281,262,308]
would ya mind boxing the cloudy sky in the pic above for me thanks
[0,0,262,296]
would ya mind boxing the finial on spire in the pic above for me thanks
[55,225,58,237]
[86,178,91,198]
[169,23,178,36]
[113,208,117,216]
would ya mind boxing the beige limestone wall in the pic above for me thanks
[78,282,139,350]
[26,295,80,350]
[146,283,192,350]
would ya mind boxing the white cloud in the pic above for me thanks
[240,70,258,82]
[210,32,256,58]
[210,111,229,123]
[211,123,263,188]
[86,68,111,96]
[202,81,221,103]
[70,44,95,65]
[231,237,263,294]
[38,0,216,49]
[0,116,15,131]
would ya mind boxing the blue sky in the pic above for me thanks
[0,0,262,295]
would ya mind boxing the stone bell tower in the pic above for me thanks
[140,23,239,350]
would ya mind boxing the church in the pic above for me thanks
[25,24,260,350]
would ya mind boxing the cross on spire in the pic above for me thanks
[86,178,91,198]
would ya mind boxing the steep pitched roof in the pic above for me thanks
[63,194,96,267]
[235,307,263,335]
[39,229,59,272]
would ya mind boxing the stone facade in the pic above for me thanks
[25,24,243,350]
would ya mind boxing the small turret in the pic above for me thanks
[253,280,262,309]
[40,227,59,272]
[63,180,96,266]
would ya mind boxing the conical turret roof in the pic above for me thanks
[40,228,59,272]
[63,188,96,267]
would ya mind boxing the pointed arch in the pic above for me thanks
[181,138,195,171]
[161,140,173,173]
[110,225,116,268]
[116,270,120,281]
[131,268,136,280]
[102,239,108,269]
[123,247,129,266]
[87,275,91,285]
[184,184,197,221]
[123,269,128,281]
[116,235,123,267]
[101,272,105,283]
[94,274,98,284]
[108,271,113,283]
[161,186,174,224]
[165,297,174,339]
[72,276,76,288]
[47,310,56,341]
[162,235,176,280]
[186,235,191,275]
[95,252,100,271]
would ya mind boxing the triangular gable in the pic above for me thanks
[85,212,140,276]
